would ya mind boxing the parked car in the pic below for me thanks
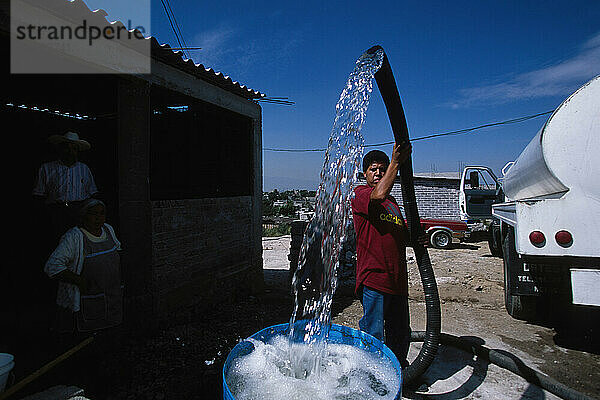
[397,205,469,249]
[420,216,469,249]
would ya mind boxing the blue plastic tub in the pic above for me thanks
[223,323,401,399]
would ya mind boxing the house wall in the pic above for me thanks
[391,177,460,219]
[151,197,258,319]
[357,176,461,219]
[121,60,264,323]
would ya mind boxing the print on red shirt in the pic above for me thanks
[351,185,408,296]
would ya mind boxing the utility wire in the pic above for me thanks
[262,110,554,152]
[164,0,190,59]
[160,0,188,59]
[257,97,295,106]
[168,47,203,51]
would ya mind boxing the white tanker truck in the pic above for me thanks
[462,75,600,321]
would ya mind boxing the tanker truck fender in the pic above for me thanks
[502,226,538,320]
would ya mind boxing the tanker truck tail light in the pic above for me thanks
[529,230,546,247]
[555,230,573,247]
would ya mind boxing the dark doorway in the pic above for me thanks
[1,65,119,370]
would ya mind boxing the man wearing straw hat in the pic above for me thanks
[33,131,99,243]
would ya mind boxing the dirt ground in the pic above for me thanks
[263,235,600,400]
[7,235,599,400]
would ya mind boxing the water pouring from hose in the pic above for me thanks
[223,45,439,399]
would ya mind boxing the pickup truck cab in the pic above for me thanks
[459,166,505,256]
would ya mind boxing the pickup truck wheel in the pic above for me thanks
[430,230,452,249]
[502,226,537,320]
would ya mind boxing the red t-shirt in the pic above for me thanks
[351,185,408,296]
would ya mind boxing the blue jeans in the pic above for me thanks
[359,286,411,367]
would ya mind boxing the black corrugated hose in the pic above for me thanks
[411,331,596,400]
[368,45,442,385]
[367,45,595,400]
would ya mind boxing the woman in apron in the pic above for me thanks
[44,199,123,392]
[45,198,123,337]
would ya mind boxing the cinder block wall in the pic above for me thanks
[391,177,460,219]
[151,197,259,320]
[116,62,264,328]
[356,176,460,219]
[334,176,461,290]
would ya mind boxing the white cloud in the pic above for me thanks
[450,32,600,108]
[196,27,236,51]
[189,23,303,78]
[189,25,237,68]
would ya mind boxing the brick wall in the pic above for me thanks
[357,176,461,219]
[115,68,263,328]
[151,197,260,319]
[289,176,461,293]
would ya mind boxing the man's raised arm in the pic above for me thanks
[370,142,411,201]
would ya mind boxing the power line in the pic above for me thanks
[160,0,189,59]
[257,97,296,106]
[365,110,555,147]
[168,47,202,51]
[262,110,554,152]
[160,0,184,56]
[263,147,325,152]
[164,0,190,58]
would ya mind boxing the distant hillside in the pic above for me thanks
[263,175,318,192]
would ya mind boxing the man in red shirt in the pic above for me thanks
[351,142,412,367]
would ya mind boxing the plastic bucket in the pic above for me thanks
[0,353,15,393]
[222,323,401,399]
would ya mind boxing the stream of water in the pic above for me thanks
[226,48,399,399]
[287,46,384,379]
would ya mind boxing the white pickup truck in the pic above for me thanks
[462,75,600,321]
[459,165,504,256]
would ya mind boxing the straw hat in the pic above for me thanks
[48,131,91,151]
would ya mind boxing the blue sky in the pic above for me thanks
[94,1,600,191]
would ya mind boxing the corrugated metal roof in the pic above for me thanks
[16,0,265,100]
[150,38,265,99]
